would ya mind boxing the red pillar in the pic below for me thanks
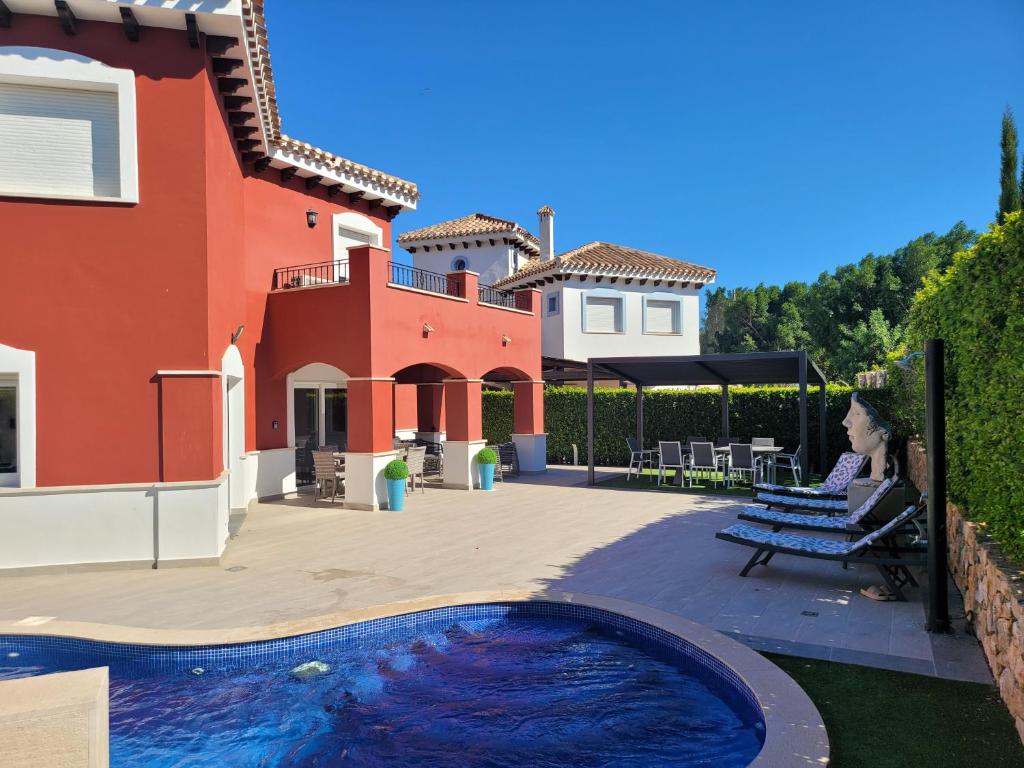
[444,379,482,441]
[157,374,221,482]
[416,383,445,432]
[346,378,395,453]
[512,380,545,434]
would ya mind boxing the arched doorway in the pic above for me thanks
[481,366,546,474]
[287,362,349,486]
[221,345,245,510]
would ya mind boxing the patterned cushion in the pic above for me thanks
[752,482,843,499]
[738,506,854,530]
[821,452,870,492]
[718,524,858,556]
[846,477,896,524]
[754,493,847,511]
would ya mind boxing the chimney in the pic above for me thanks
[538,205,555,261]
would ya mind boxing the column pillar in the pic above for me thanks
[442,378,485,489]
[344,377,397,510]
[511,380,546,473]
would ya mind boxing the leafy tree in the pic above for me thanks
[701,224,976,382]
[999,108,1022,223]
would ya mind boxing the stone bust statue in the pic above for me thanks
[841,392,892,482]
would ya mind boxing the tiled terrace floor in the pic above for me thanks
[0,467,991,683]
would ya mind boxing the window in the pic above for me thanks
[0,47,138,203]
[546,293,560,315]
[582,294,624,333]
[452,257,468,271]
[644,298,682,334]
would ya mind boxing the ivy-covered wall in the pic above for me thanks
[892,212,1024,561]
[483,384,898,473]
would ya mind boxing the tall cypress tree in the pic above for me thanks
[998,108,1022,223]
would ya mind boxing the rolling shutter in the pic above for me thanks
[646,299,678,333]
[0,81,120,198]
[585,296,621,332]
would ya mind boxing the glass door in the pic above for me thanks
[325,388,347,451]
[294,387,319,486]
[0,384,16,486]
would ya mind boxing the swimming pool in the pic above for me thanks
[1,601,767,767]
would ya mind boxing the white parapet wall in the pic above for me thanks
[0,474,228,572]
[0,667,109,768]
[241,448,298,504]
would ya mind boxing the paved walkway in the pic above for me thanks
[0,468,991,682]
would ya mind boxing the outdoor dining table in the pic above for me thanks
[713,445,785,483]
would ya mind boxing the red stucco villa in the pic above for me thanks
[0,0,545,571]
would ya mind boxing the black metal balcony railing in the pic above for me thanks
[478,284,516,308]
[272,260,348,290]
[389,262,463,298]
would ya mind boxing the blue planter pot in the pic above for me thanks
[386,478,406,511]
[479,463,495,491]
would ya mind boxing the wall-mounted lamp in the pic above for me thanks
[306,209,319,228]
[501,334,512,346]
[423,322,435,337]
[231,324,245,344]
[272,420,279,430]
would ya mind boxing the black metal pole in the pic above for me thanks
[798,352,808,482]
[818,381,828,475]
[925,338,950,632]
[587,360,595,485]
[635,384,644,449]
[721,384,730,441]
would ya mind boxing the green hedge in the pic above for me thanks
[898,212,1024,561]
[483,384,898,474]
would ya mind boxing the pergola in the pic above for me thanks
[585,351,829,484]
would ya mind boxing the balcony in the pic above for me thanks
[478,283,532,312]
[387,262,463,298]
[272,260,348,290]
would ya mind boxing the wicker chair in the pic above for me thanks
[406,445,427,493]
[312,450,344,502]
[496,442,519,481]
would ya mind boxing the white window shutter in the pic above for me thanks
[646,299,678,333]
[585,296,620,332]
[0,82,120,198]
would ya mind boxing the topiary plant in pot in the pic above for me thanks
[383,459,409,511]
[476,447,498,491]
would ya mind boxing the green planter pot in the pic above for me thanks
[386,478,406,511]
[479,463,495,491]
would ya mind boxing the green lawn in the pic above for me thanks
[766,654,1024,768]
[595,468,822,498]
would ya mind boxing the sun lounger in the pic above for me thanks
[738,477,900,533]
[715,499,926,600]
[754,451,868,499]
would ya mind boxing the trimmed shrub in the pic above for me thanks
[482,384,899,474]
[383,460,409,481]
[900,212,1024,561]
[476,447,498,465]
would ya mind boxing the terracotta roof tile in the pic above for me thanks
[493,241,716,288]
[398,213,539,251]
[241,1,418,201]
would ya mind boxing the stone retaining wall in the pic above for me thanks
[907,439,1024,742]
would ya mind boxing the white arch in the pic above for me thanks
[221,345,246,511]
[286,363,350,449]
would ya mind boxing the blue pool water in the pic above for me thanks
[0,603,764,767]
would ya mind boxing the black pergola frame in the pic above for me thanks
[585,351,829,485]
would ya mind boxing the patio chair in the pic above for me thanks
[685,436,707,447]
[497,442,519,479]
[737,477,901,533]
[688,441,723,488]
[626,436,655,481]
[773,444,802,485]
[657,441,687,486]
[423,440,444,479]
[715,498,927,600]
[406,445,427,493]
[726,443,759,488]
[312,450,344,502]
[754,451,868,499]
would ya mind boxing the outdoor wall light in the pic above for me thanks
[422,322,435,337]
[231,324,245,344]
[272,420,279,430]
[502,334,512,346]
[306,209,318,228]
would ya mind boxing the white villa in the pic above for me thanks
[399,207,716,364]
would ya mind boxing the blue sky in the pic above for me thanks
[266,0,1023,291]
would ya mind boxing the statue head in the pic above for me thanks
[842,392,892,481]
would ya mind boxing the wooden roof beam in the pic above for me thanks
[280,167,297,183]
[227,111,255,125]
[118,7,139,41]
[55,1,76,35]
[205,35,238,55]
[223,95,253,110]
[217,78,247,94]
[326,184,343,198]
[253,157,271,173]
[212,58,244,75]
[232,125,258,139]
[347,192,363,205]
[236,139,259,152]
[304,175,322,190]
